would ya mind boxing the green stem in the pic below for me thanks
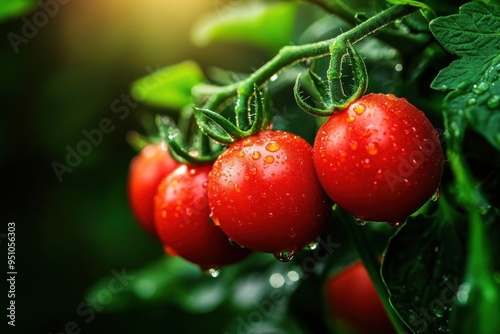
[448,150,495,295]
[340,218,409,334]
[193,5,418,110]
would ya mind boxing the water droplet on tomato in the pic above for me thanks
[161,210,167,218]
[361,158,371,168]
[249,167,258,175]
[386,218,407,227]
[353,216,369,226]
[346,115,356,123]
[265,141,280,152]
[387,94,397,100]
[188,168,196,175]
[366,142,379,155]
[288,229,297,238]
[375,169,383,179]
[252,151,261,160]
[237,151,245,158]
[362,126,377,138]
[264,155,274,164]
[354,103,366,115]
[349,141,358,150]
[429,188,440,202]
[185,208,193,217]
[273,248,296,262]
[243,139,253,147]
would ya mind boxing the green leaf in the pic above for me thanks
[131,60,205,110]
[430,1,500,150]
[382,198,466,334]
[0,0,36,22]
[190,1,297,53]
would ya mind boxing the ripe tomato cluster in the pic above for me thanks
[127,93,444,269]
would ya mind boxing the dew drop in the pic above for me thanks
[264,155,274,164]
[261,192,267,198]
[249,167,258,175]
[429,188,440,202]
[304,241,319,250]
[265,141,281,152]
[339,150,347,157]
[366,142,379,155]
[252,151,261,160]
[270,74,279,82]
[243,139,253,147]
[346,115,356,123]
[273,248,296,262]
[473,82,489,94]
[202,181,208,188]
[237,151,245,158]
[433,304,445,318]
[353,216,369,226]
[467,98,476,105]
[387,94,397,100]
[288,228,297,238]
[361,158,371,169]
[188,168,196,175]
[487,95,500,108]
[354,103,366,115]
[161,210,167,218]
[185,208,193,217]
[203,268,221,278]
[332,204,337,211]
[386,218,407,227]
[375,169,383,179]
[349,141,358,150]
[362,126,377,138]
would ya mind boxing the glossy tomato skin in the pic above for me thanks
[208,130,332,254]
[154,164,250,268]
[325,261,396,334]
[128,143,180,239]
[313,93,444,224]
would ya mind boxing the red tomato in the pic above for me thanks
[313,93,444,225]
[325,261,396,334]
[208,130,332,258]
[128,143,179,239]
[154,164,250,268]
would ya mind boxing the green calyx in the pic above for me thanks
[294,41,368,116]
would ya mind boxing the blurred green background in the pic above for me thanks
[1,1,280,333]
